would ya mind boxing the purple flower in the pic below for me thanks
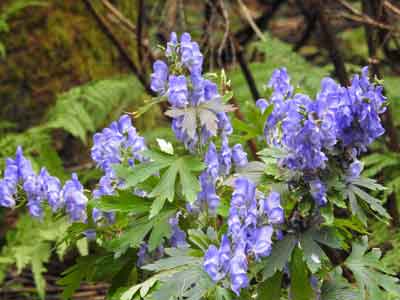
[229,242,248,295]
[169,213,188,248]
[40,168,62,212]
[180,32,203,73]
[256,98,269,114]
[151,60,169,94]
[166,32,178,57]
[168,75,188,108]
[264,191,284,224]
[232,144,248,168]
[268,67,293,98]
[249,225,273,259]
[205,142,219,180]
[310,179,327,206]
[203,235,231,282]
[62,173,88,222]
[219,137,232,175]
[0,179,16,207]
[347,160,363,179]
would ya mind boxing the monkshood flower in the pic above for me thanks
[62,173,88,223]
[262,191,284,225]
[334,67,386,153]
[169,213,188,248]
[150,60,168,94]
[232,144,248,168]
[219,137,232,175]
[204,142,219,181]
[229,242,249,295]
[91,115,146,222]
[40,168,62,212]
[0,147,34,208]
[91,114,146,176]
[203,235,231,282]
[347,160,363,180]
[136,243,165,267]
[309,179,327,206]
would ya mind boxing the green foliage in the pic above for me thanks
[115,149,204,217]
[45,76,144,143]
[120,248,212,300]
[0,211,70,299]
[343,237,400,300]
[107,209,176,256]
[290,247,315,300]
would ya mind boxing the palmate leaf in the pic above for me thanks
[121,249,210,300]
[344,236,400,300]
[115,150,204,218]
[165,98,235,138]
[107,210,175,256]
[263,233,297,279]
[321,268,360,300]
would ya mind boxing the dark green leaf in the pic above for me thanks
[290,247,315,300]
[263,234,296,279]
[257,271,282,300]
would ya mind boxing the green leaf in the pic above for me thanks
[95,190,150,213]
[350,185,390,219]
[149,163,179,203]
[179,160,201,203]
[141,255,201,272]
[147,212,172,251]
[152,267,213,300]
[31,243,51,299]
[257,271,282,300]
[263,233,297,279]
[58,256,97,300]
[300,230,329,273]
[107,210,175,256]
[117,161,171,189]
[290,247,315,300]
[344,236,400,300]
[321,268,360,300]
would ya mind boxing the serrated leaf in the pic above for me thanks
[117,161,170,189]
[107,210,176,256]
[147,211,172,251]
[290,247,315,300]
[344,236,400,300]
[263,234,297,279]
[149,163,179,202]
[179,160,201,203]
[350,185,390,219]
[300,230,329,273]
[141,255,201,272]
[152,267,213,300]
[321,268,360,300]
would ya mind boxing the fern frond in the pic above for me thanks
[45,75,145,143]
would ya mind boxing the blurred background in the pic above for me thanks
[0,0,399,299]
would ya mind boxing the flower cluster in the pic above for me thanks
[204,177,284,295]
[0,147,87,222]
[190,140,248,214]
[257,67,385,205]
[150,32,233,151]
[91,114,147,222]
